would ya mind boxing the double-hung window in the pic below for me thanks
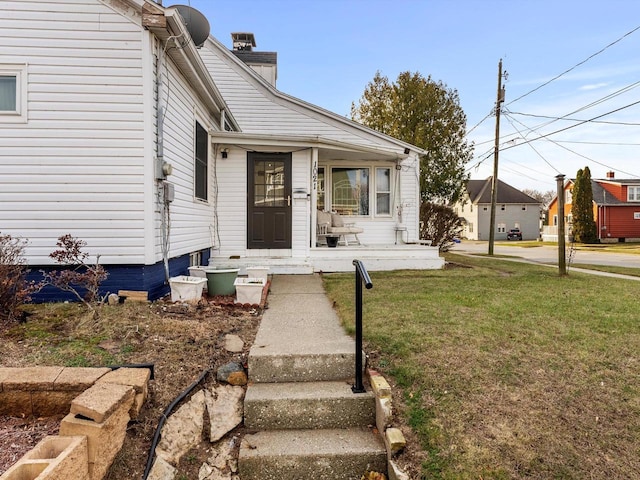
[326,165,393,217]
[375,167,391,215]
[194,121,208,201]
[628,186,640,202]
[0,64,27,123]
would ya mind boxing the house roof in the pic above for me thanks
[466,177,540,204]
[550,177,640,207]
[232,51,277,65]
[201,35,426,157]
[591,180,626,205]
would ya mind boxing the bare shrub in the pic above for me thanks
[41,234,108,314]
[0,232,37,322]
[420,202,463,252]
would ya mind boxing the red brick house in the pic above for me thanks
[547,171,640,242]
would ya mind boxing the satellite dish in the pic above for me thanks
[173,5,210,47]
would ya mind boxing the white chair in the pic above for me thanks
[316,210,363,246]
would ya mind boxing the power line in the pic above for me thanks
[535,131,640,179]
[553,139,640,146]
[504,114,561,173]
[507,24,640,106]
[466,110,494,136]
[501,99,640,151]
[504,112,640,178]
[507,111,640,126]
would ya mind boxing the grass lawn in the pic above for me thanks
[322,254,640,479]
[497,241,640,255]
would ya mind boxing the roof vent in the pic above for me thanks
[231,32,256,51]
[173,5,210,47]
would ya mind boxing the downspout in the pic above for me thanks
[156,36,171,283]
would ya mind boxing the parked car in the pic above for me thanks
[507,228,523,240]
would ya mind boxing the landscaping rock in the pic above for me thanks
[204,385,244,442]
[216,362,247,386]
[388,459,410,480]
[148,456,177,480]
[224,334,244,353]
[155,390,205,465]
[198,441,237,480]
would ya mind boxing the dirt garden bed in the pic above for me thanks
[0,295,262,478]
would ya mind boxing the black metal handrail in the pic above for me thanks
[352,259,373,393]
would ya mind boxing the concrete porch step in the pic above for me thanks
[238,428,387,480]
[244,381,375,430]
[247,348,357,383]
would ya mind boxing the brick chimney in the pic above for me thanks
[606,171,615,179]
[231,33,278,87]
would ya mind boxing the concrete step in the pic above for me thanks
[244,381,375,430]
[238,428,387,480]
[247,348,358,383]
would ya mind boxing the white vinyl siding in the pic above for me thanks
[200,39,394,148]
[0,1,147,264]
[158,56,219,258]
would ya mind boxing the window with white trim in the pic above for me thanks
[194,121,208,201]
[375,167,391,215]
[497,223,506,233]
[628,186,640,202]
[0,64,27,123]
[331,167,370,216]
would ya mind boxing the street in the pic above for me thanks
[451,241,640,269]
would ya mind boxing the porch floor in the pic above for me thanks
[208,244,444,274]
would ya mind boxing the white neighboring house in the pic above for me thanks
[455,177,542,241]
[0,1,442,301]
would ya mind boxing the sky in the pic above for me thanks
[184,0,640,194]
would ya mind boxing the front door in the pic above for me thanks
[247,152,292,249]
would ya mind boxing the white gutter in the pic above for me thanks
[144,5,240,131]
[209,131,412,160]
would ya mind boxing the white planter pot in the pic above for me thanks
[169,275,207,302]
[234,277,266,305]
[245,266,269,283]
[187,266,208,292]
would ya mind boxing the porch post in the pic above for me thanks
[311,147,318,248]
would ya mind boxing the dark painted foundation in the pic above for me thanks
[28,249,210,303]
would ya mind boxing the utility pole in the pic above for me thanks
[556,174,567,275]
[488,59,506,255]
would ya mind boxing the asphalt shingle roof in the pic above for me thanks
[465,177,540,204]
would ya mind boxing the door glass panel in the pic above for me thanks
[255,161,286,207]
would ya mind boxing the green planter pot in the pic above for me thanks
[204,268,239,296]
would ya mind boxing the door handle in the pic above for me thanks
[287,195,291,206]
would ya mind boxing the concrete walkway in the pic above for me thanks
[240,274,387,479]
[248,273,356,382]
